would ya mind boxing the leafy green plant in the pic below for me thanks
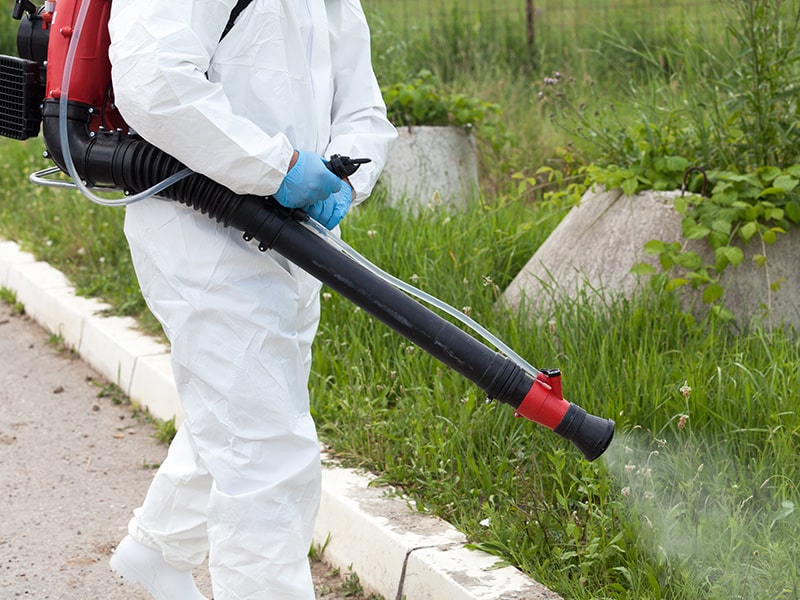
[47,329,75,354]
[94,380,129,406]
[381,69,499,129]
[153,416,178,445]
[307,533,331,562]
[632,166,800,319]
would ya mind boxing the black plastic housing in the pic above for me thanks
[0,55,44,139]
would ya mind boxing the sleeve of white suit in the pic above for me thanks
[324,0,397,204]
[107,0,294,197]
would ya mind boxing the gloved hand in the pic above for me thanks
[274,150,342,209]
[305,184,353,230]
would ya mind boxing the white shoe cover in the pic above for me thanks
[110,535,208,600]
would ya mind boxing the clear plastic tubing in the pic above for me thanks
[301,219,541,379]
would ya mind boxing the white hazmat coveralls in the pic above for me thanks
[107,1,396,598]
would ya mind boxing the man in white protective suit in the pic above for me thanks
[105,1,396,599]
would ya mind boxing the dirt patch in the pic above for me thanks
[311,558,385,600]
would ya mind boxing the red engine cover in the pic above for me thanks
[46,0,126,131]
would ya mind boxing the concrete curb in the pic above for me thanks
[0,238,561,600]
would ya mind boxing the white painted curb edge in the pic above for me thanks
[0,239,561,600]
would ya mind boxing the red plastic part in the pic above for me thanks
[46,0,126,131]
[514,370,571,430]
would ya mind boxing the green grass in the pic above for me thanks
[0,137,162,335]
[0,286,25,314]
[312,200,800,599]
[2,161,799,596]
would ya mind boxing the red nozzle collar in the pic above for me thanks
[514,369,571,430]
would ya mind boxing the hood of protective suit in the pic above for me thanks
[108,0,396,202]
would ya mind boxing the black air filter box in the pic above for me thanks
[0,55,45,140]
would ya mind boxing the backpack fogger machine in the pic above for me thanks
[1,0,614,460]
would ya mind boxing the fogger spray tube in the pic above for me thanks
[41,100,616,459]
[3,0,614,461]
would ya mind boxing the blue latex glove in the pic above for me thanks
[305,184,353,230]
[274,150,342,208]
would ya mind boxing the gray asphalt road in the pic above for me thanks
[0,303,370,600]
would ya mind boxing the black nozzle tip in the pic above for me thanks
[554,404,615,461]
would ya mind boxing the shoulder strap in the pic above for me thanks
[220,0,255,41]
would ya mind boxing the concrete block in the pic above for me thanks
[314,465,465,599]
[502,188,683,316]
[49,292,114,352]
[403,545,562,600]
[314,464,556,600]
[7,261,80,337]
[77,313,152,394]
[381,126,478,211]
[0,240,35,286]
[501,187,800,329]
[129,352,183,424]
